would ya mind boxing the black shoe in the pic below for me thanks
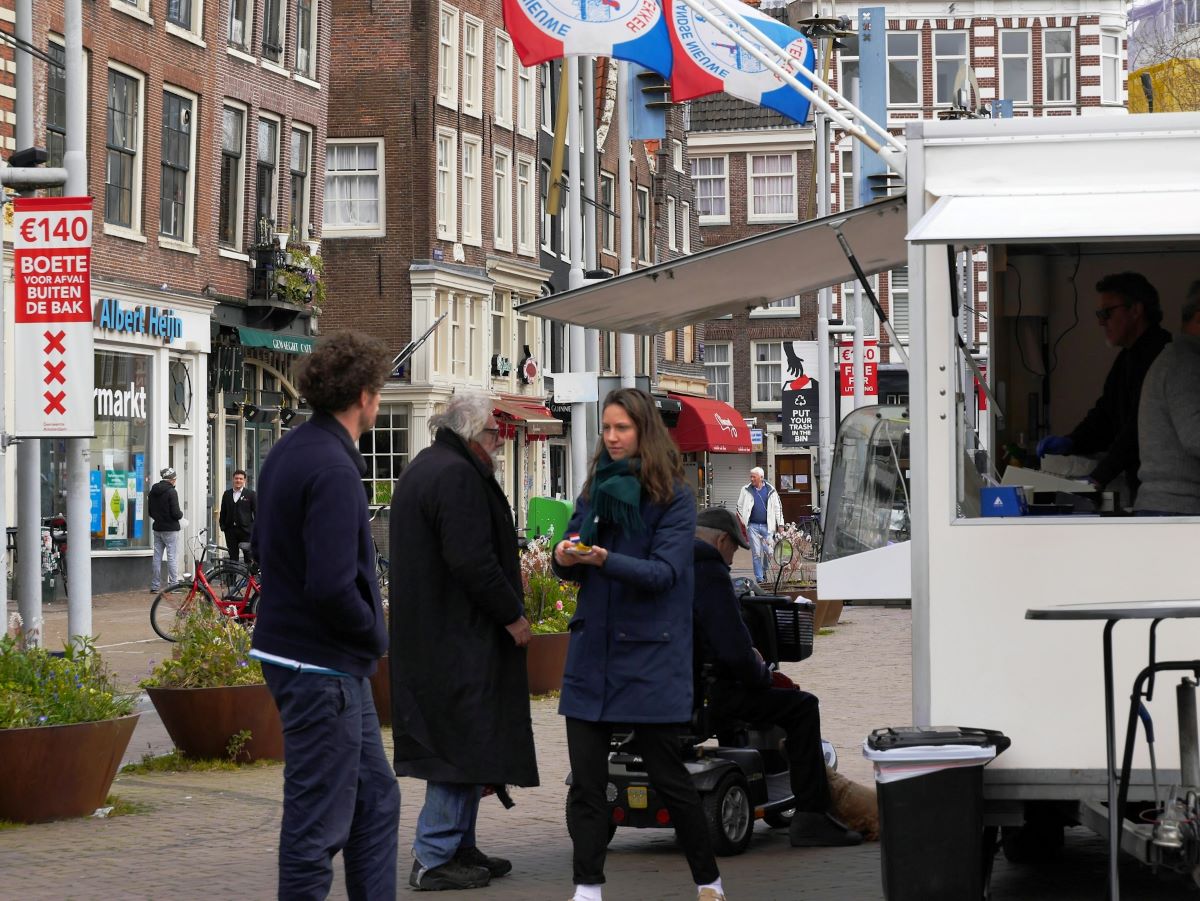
[409,858,491,891]
[789,811,863,847]
[453,845,512,878]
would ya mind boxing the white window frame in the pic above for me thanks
[294,0,317,79]
[462,134,482,246]
[494,31,513,129]
[693,154,728,224]
[159,84,199,250]
[540,162,554,253]
[600,170,616,254]
[260,0,287,65]
[219,101,248,249]
[671,139,683,172]
[112,0,153,25]
[540,63,553,132]
[491,289,510,372]
[838,34,859,100]
[750,295,800,318]
[839,277,880,340]
[493,148,512,251]
[255,113,281,234]
[636,185,650,263]
[751,341,784,410]
[933,31,968,106]
[166,0,205,41]
[462,15,484,119]
[517,62,535,136]
[666,194,677,250]
[289,123,313,240]
[838,145,854,212]
[999,29,1032,105]
[1101,31,1122,105]
[747,151,796,224]
[438,4,460,110]
[1043,28,1075,104]
[889,267,909,344]
[886,32,921,106]
[436,128,458,240]
[705,341,732,403]
[103,61,146,239]
[323,138,385,237]
[516,155,535,256]
[681,201,691,253]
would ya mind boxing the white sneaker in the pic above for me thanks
[698,889,727,901]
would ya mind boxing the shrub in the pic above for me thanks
[141,604,264,690]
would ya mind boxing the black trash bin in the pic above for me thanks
[864,726,1010,901]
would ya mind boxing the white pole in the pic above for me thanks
[567,58,589,500]
[581,60,600,441]
[65,0,92,641]
[815,120,834,511]
[616,62,636,387]
[851,133,865,410]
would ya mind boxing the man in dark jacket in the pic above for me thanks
[148,467,183,592]
[693,507,861,848]
[1037,272,1171,504]
[218,469,256,562]
[389,392,538,892]
[249,331,399,900]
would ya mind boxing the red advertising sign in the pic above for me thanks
[13,197,95,437]
[838,338,878,397]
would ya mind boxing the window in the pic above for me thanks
[1044,29,1074,103]
[934,32,968,105]
[463,16,483,117]
[540,63,553,131]
[495,32,513,127]
[159,88,195,244]
[517,62,535,134]
[753,342,783,406]
[438,4,459,108]
[999,31,1030,104]
[681,201,691,253]
[436,129,457,239]
[262,0,286,64]
[840,278,878,338]
[324,139,384,235]
[890,268,909,343]
[663,330,676,362]
[295,0,316,77]
[693,155,728,222]
[91,352,153,551]
[706,342,732,402]
[517,156,535,254]
[219,105,246,247]
[667,195,677,250]
[683,325,695,363]
[491,291,510,363]
[46,42,66,198]
[1101,32,1122,104]
[462,135,482,245]
[167,0,196,32]
[105,66,142,231]
[887,33,920,105]
[290,126,311,239]
[838,146,855,212]
[838,34,860,98]
[494,149,512,250]
[541,163,555,252]
[753,295,800,316]
[358,405,410,506]
[671,139,683,171]
[637,186,650,263]
[748,152,796,222]
[256,117,279,231]
[600,171,615,253]
[228,0,252,50]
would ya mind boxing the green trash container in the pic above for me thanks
[527,497,572,543]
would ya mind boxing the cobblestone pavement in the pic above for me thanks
[4,587,1197,899]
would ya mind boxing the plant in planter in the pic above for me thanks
[275,242,325,316]
[0,620,139,822]
[520,536,579,694]
[141,605,283,762]
[766,524,841,629]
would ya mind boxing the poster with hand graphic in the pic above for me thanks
[781,341,819,447]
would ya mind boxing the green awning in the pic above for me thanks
[237,326,315,355]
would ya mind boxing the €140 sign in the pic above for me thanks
[838,338,878,397]
[13,197,95,437]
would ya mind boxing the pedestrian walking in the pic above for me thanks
[249,330,399,900]
[219,469,256,562]
[148,467,183,593]
[736,467,783,583]
[389,392,538,892]
[553,387,726,901]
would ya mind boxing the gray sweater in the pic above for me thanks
[1136,334,1200,514]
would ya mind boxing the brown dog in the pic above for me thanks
[827,766,879,841]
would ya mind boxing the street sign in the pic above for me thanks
[13,197,95,437]
[750,428,764,450]
[838,338,878,397]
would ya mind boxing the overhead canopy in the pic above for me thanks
[237,326,315,354]
[518,196,908,334]
[492,397,564,438]
[907,191,1200,244]
[668,393,752,454]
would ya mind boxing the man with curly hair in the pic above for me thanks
[251,330,400,899]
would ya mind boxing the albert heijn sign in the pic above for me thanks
[838,338,878,397]
[13,197,95,437]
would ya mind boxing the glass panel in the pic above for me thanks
[91,352,153,550]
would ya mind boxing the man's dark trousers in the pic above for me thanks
[709,682,832,813]
[224,529,250,563]
[263,664,400,900]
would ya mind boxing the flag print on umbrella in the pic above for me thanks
[503,0,674,75]
[667,0,815,124]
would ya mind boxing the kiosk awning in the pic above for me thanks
[668,393,752,454]
[492,397,564,438]
[517,196,908,334]
[237,326,315,354]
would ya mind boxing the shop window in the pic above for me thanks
[92,351,152,551]
[359,405,411,506]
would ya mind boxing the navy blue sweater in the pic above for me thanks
[250,413,387,677]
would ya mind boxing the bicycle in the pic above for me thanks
[796,508,824,563]
[42,513,68,599]
[150,529,260,641]
[369,505,389,605]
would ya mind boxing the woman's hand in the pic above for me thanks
[554,539,608,568]
[553,540,577,567]
[571,544,608,568]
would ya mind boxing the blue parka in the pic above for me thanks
[554,482,696,724]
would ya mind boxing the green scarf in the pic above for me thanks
[580,452,644,546]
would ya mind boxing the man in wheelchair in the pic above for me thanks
[693,508,862,848]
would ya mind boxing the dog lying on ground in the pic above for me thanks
[827,766,879,841]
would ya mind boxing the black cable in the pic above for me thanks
[0,31,63,69]
[1007,263,1044,377]
[1048,245,1082,374]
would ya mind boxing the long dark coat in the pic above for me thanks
[388,428,539,787]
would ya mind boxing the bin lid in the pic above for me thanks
[866,726,1011,754]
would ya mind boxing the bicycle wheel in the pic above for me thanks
[206,562,251,601]
[151,584,202,641]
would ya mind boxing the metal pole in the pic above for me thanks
[616,62,636,387]
[1178,678,1200,790]
[65,0,92,641]
[851,128,864,411]
[567,58,589,500]
[581,60,599,444]
[815,119,834,509]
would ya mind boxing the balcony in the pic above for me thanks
[245,235,325,330]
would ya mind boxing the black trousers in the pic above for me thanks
[708,682,831,813]
[565,717,719,886]
[224,529,250,562]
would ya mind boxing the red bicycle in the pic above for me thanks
[150,529,261,641]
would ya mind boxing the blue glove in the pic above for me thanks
[1036,435,1073,458]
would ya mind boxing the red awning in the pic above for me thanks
[492,396,564,439]
[667,393,752,454]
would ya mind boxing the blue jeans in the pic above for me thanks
[414,782,483,870]
[263,664,400,900]
[748,522,770,582]
[150,530,181,591]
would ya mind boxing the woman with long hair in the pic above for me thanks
[553,388,726,901]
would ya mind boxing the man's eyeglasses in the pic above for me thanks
[1095,303,1130,323]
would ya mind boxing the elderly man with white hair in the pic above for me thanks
[735,466,783,582]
